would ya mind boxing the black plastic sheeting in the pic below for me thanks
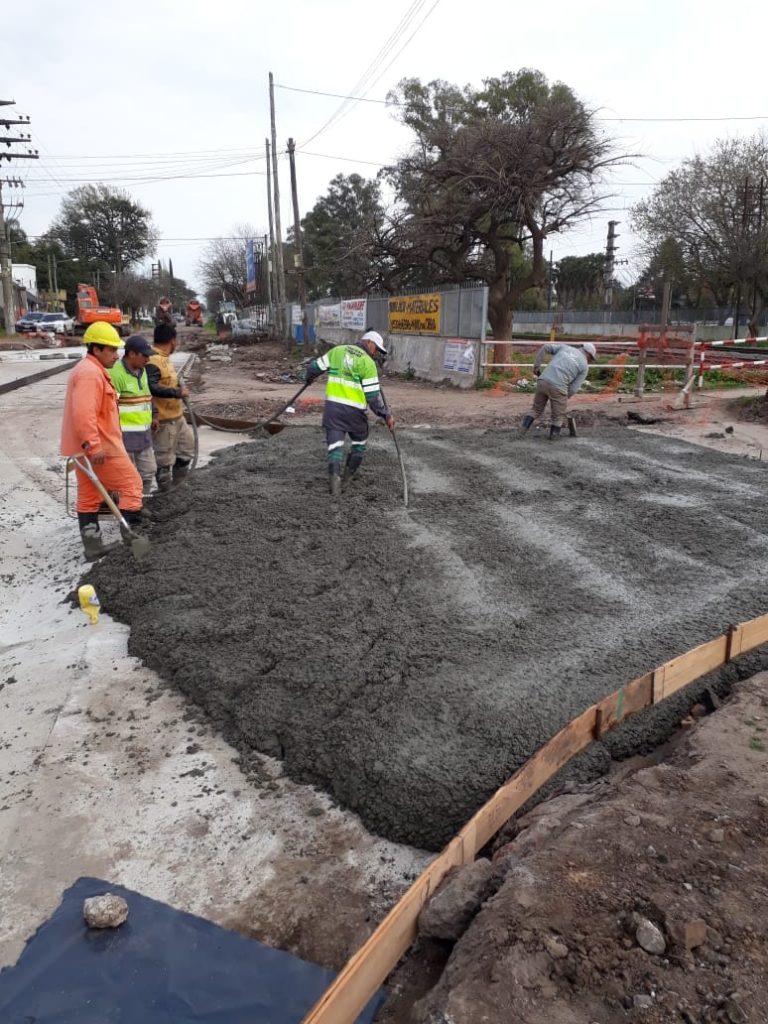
[0,877,383,1023]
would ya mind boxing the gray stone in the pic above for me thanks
[418,859,494,941]
[624,814,642,827]
[709,828,726,844]
[636,918,666,955]
[543,935,569,959]
[83,893,129,929]
[634,994,654,1009]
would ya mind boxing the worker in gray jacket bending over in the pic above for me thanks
[520,342,596,439]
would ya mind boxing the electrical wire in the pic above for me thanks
[299,0,430,147]
[278,82,768,122]
[356,0,443,102]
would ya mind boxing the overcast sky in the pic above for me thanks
[3,0,765,296]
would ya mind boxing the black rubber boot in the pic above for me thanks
[172,458,191,487]
[328,462,342,498]
[520,414,535,433]
[156,465,173,493]
[341,451,364,488]
[119,509,144,545]
[78,512,119,560]
[549,424,562,440]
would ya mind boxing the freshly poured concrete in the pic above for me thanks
[89,426,768,849]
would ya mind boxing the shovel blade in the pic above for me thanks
[130,534,151,562]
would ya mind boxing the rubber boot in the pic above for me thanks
[119,509,144,546]
[520,414,535,434]
[172,458,191,488]
[78,512,120,561]
[549,424,562,440]
[156,465,173,493]
[328,462,342,498]
[341,451,364,488]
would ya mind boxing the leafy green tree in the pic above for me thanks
[385,69,623,343]
[554,253,605,309]
[300,174,386,299]
[48,184,158,272]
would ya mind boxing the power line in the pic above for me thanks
[44,146,268,159]
[603,115,768,122]
[357,0,443,101]
[297,149,390,167]
[23,168,267,195]
[300,0,432,147]
[278,82,768,122]
[277,84,390,104]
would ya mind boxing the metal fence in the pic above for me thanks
[305,282,488,340]
[513,308,768,326]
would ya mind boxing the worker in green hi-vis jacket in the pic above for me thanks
[305,329,395,497]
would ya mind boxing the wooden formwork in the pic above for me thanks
[303,613,768,1024]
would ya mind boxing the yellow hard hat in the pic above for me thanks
[83,321,122,348]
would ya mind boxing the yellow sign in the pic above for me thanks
[388,292,441,335]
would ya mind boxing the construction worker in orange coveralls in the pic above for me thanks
[60,321,144,560]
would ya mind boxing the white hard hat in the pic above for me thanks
[361,329,387,354]
[583,342,597,359]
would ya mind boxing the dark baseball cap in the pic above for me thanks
[124,335,154,357]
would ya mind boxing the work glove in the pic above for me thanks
[533,367,542,377]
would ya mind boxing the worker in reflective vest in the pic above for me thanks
[109,335,158,496]
[304,330,394,497]
[147,322,195,492]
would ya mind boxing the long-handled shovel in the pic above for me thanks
[70,454,151,562]
[378,383,408,508]
[188,380,314,438]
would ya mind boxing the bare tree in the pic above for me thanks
[632,134,768,333]
[198,223,259,310]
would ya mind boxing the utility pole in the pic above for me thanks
[546,249,554,312]
[734,175,750,339]
[750,176,765,335]
[287,138,309,347]
[261,233,270,325]
[268,72,287,339]
[603,220,619,324]
[265,138,278,335]
[659,276,671,332]
[0,189,14,329]
[0,101,38,333]
[0,174,26,325]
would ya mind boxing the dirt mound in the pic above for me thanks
[87,427,768,850]
[406,675,768,1023]
[730,394,768,424]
